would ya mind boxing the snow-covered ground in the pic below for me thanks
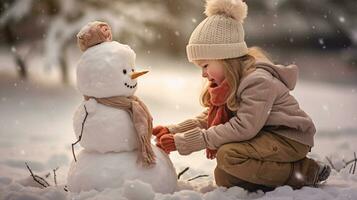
[0,49,357,199]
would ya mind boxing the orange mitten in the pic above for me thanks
[153,126,170,138]
[153,126,170,147]
[206,148,217,159]
[160,134,177,154]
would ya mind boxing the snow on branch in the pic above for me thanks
[326,152,357,174]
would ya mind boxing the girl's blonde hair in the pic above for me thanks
[200,46,271,111]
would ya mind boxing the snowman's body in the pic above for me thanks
[67,146,177,193]
[67,40,177,193]
[73,100,137,153]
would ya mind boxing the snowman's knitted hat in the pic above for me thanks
[186,0,249,62]
[77,21,113,52]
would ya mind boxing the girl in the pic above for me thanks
[153,0,331,192]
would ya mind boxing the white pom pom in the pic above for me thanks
[204,0,248,23]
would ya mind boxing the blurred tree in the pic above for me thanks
[43,0,185,84]
[0,0,33,79]
[1,0,355,84]
[0,0,202,84]
[246,0,356,64]
[282,0,357,63]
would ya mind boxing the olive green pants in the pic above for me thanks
[214,131,319,191]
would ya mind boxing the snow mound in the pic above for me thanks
[1,170,357,200]
[67,147,177,194]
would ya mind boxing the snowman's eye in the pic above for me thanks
[123,69,127,74]
[132,69,134,72]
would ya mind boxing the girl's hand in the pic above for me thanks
[153,126,170,147]
[153,126,170,138]
[159,134,177,154]
[206,148,217,159]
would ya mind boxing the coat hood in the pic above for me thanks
[255,58,299,90]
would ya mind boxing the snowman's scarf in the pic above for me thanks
[84,95,156,167]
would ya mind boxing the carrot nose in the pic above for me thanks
[131,70,149,79]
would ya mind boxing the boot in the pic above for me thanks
[285,157,331,189]
[316,161,331,184]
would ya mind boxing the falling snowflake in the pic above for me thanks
[322,104,329,111]
[11,46,17,53]
[339,16,345,23]
[318,38,324,45]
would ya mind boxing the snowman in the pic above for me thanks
[67,21,177,193]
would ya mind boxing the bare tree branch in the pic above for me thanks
[187,175,209,182]
[44,172,51,178]
[25,162,50,188]
[352,152,357,174]
[345,158,357,166]
[177,167,189,180]
[53,167,59,186]
[72,105,88,162]
[349,161,354,174]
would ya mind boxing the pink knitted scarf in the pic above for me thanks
[207,80,232,127]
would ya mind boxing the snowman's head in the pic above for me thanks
[76,22,147,98]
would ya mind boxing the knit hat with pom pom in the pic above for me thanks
[77,21,113,52]
[186,0,248,62]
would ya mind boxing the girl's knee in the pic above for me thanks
[214,167,229,187]
[214,166,241,188]
[216,143,250,166]
[216,144,232,162]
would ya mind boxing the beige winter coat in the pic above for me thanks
[169,60,316,155]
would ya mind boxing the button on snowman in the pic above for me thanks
[67,21,177,193]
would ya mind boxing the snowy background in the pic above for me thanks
[1,0,357,200]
